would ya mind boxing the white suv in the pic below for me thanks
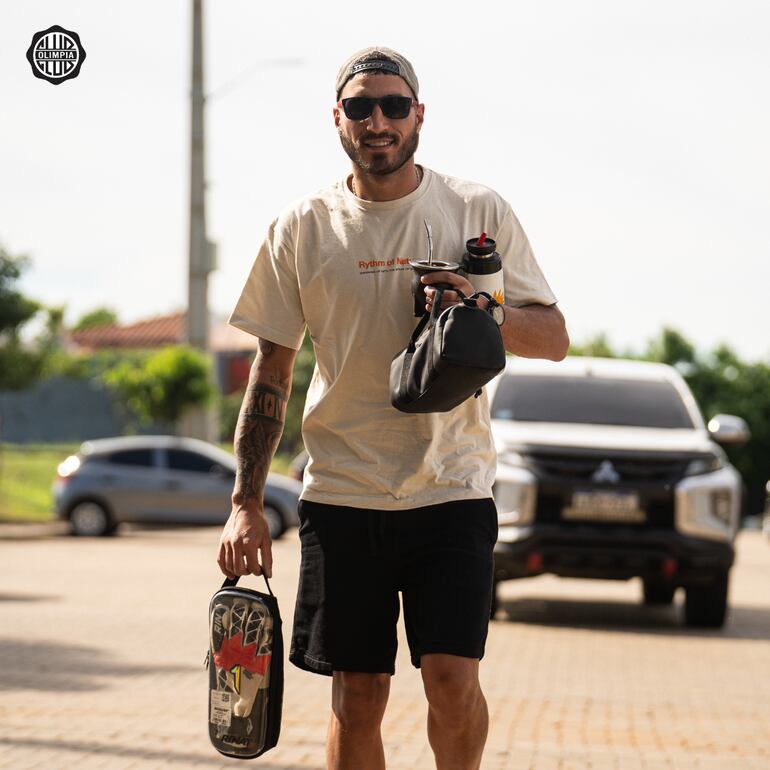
[489,356,749,628]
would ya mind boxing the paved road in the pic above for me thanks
[0,523,768,770]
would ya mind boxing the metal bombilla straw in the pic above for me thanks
[410,219,453,315]
[421,218,453,300]
[424,219,433,265]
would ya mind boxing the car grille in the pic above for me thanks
[525,449,692,530]
[527,451,689,484]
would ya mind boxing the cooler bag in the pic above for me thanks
[390,287,506,413]
[206,575,283,759]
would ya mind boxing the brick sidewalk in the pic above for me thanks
[0,525,768,769]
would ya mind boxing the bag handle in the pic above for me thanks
[220,573,274,597]
[420,285,469,330]
[397,284,449,393]
[404,284,447,350]
[462,291,497,310]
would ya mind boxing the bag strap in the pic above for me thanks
[220,573,274,597]
[419,285,465,333]
[397,286,447,397]
[396,284,476,399]
[462,291,496,310]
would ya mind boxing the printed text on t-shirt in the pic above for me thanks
[359,257,412,275]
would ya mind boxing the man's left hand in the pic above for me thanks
[421,272,490,313]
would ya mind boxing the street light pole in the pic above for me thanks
[186,0,216,440]
[184,3,301,441]
[188,0,210,352]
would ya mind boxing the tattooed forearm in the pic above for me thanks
[269,371,291,390]
[248,384,287,423]
[231,337,296,507]
[232,382,288,505]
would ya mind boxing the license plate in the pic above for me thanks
[562,490,646,523]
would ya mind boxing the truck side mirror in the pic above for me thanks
[707,414,750,445]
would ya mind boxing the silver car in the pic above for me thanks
[52,435,302,538]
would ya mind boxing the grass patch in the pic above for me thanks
[0,443,294,522]
[0,444,79,521]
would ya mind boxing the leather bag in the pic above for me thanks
[390,288,506,413]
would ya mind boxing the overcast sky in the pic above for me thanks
[2,1,768,360]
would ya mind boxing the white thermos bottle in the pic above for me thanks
[461,233,504,305]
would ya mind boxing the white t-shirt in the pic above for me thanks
[230,167,557,509]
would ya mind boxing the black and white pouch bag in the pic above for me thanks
[206,575,283,759]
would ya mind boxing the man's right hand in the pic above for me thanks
[217,504,273,579]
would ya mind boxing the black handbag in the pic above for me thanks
[390,288,506,413]
[206,574,283,760]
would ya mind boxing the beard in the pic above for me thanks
[339,124,420,176]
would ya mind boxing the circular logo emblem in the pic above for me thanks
[26,25,86,84]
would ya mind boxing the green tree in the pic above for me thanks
[0,341,43,390]
[73,307,118,331]
[220,388,247,444]
[103,345,214,430]
[568,332,616,358]
[644,327,696,369]
[0,246,43,390]
[0,249,39,334]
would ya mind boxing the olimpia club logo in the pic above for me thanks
[26,25,86,84]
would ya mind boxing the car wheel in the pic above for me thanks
[69,501,114,537]
[642,578,676,606]
[263,504,285,540]
[684,571,729,628]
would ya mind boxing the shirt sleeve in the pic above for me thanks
[228,218,306,350]
[496,208,558,308]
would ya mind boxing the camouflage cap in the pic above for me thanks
[335,46,419,100]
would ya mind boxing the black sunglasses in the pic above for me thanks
[338,95,416,121]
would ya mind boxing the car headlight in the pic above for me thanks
[494,479,536,526]
[495,449,537,526]
[684,452,725,477]
[57,454,81,478]
[711,489,732,525]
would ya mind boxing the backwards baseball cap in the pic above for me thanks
[335,46,419,100]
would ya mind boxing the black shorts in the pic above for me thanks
[289,497,498,676]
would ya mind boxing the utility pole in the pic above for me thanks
[183,3,301,441]
[185,0,216,441]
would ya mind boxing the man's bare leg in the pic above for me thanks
[327,671,391,770]
[421,654,488,770]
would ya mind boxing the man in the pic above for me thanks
[218,46,569,770]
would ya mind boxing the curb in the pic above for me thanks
[0,520,68,540]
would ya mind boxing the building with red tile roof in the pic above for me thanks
[70,312,187,351]
[68,311,258,394]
